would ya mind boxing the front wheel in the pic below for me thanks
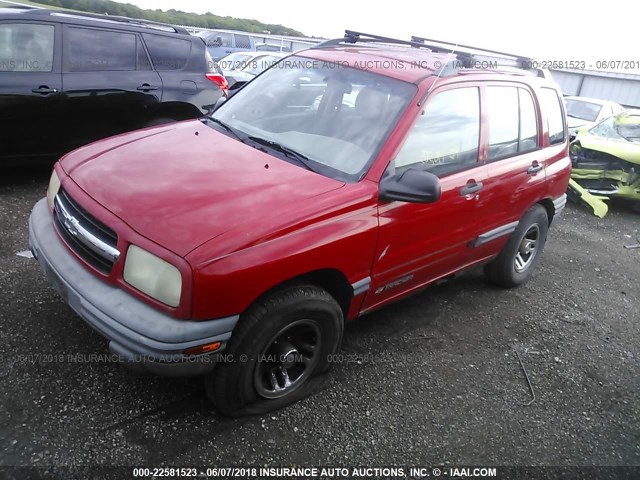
[484,204,549,288]
[206,285,344,416]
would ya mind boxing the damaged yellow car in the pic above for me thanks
[569,110,640,217]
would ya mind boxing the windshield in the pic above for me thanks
[590,116,640,143]
[565,99,602,122]
[210,55,417,181]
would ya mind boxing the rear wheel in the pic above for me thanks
[484,204,548,288]
[206,285,343,416]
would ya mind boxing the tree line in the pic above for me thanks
[33,0,306,36]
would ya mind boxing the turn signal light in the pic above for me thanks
[184,341,222,356]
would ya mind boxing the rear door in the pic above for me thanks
[0,20,62,162]
[363,85,487,311]
[472,84,548,259]
[142,33,219,115]
[61,25,162,151]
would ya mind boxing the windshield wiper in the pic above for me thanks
[247,136,321,174]
[204,117,246,142]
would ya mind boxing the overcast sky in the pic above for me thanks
[115,0,637,67]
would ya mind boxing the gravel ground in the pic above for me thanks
[0,167,639,474]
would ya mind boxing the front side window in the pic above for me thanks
[394,87,480,177]
[540,88,566,145]
[67,27,136,72]
[0,23,54,72]
[210,55,416,181]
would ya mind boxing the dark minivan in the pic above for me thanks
[0,6,226,165]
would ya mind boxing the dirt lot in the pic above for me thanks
[0,167,639,474]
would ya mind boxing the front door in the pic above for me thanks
[363,85,487,312]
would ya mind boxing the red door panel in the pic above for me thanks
[363,166,487,312]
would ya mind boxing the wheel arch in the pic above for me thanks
[248,268,353,321]
[537,198,554,226]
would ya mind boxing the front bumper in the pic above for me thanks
[28,198,239,376]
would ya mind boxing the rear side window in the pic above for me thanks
[67,27,136,72]
[486,86,539,160]
[0,23,54,72]
[519,89,538,152]
[142,34,191,70]
[540,88,566,145]
[136,39,151,70]
[235,34,251,49]
[487,87,519,159]
[395,87,480,177]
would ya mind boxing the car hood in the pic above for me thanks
[60,120,345,257]
[575,132,640,165]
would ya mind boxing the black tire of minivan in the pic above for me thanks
[205,285,344,416]
[484,204,549,288]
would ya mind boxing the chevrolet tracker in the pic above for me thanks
[29,31,571,415]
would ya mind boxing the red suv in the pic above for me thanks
[29,31,571,415]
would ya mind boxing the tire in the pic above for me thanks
[206,285,344,416]
[144,117,175,127]
[484,204,549,288]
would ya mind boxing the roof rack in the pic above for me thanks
[26,8,189,35]
[315,30,534,70]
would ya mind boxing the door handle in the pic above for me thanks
[459,182,483,196]
[32,86,58,94]
[137,84,159,92]
[527,163,543,175]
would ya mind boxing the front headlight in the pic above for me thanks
[46,170,61,209]
[123,245,182,307]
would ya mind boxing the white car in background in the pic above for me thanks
[565,96,625,138]
[226,52,289,92]
[218,51,272,73]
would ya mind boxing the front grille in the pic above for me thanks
[53,189,119,274]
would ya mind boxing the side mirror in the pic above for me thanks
[379,168,441,203]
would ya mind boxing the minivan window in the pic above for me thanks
[235,34,251,49]
[540,88,566,145]
[394,87,480,177]
[136,39,151,70]
[67,27,136,72]
[198,31,232,48]
[142,34,191,70]
[0,23,54,72]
